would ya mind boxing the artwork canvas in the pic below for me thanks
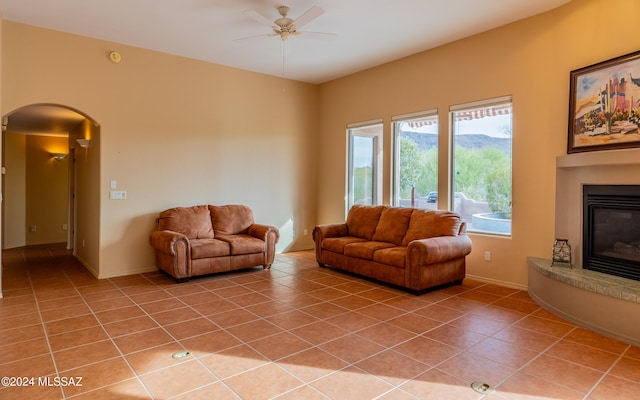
[568,51,640,153]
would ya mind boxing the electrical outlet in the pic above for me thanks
[303,229,308,236]
[62,224,68,231]
[484,251,491,261]
[30,225,37,232]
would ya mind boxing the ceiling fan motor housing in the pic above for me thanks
[273,6,296,39]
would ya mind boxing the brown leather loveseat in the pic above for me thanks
[150,204,279,282]
[313,205,472,294]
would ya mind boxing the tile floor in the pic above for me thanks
[1,243,639,399]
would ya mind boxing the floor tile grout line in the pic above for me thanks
[168,268,420,393]
[24,250,66,399]
[57,266,157,400]
[391,285,552,393]
[283,274,518,394]
[177,278,336,400]
[582,343,631,399]
[154,268,632,398]
[109,271,286,398]
[463,303,581,396]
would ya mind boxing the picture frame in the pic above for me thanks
[568,50,640,153]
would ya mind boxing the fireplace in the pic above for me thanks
[531,152,640,347]
[583,184,640,281]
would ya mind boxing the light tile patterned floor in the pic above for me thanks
[1,243,639,399]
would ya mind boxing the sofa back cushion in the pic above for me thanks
[401,210,462,246]
[209,205,254,234]
[157,205,214,239]
[346,205,386,240]
[372,207,413,245]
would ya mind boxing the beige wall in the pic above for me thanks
[69,118,101,274]
[1,21,318,278]
[3,132,26,249]
[24,135,69,245]
[317,0,640,288]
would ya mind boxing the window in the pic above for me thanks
[451,97,512,235]
[392,110,438,209]
[347,120,383,210]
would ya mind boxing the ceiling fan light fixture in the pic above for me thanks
[238,5,332,43]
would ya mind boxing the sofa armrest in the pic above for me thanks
[312,223,348,241]
[407,234,472,265]
[313,223,349,265]
[248,224,280,268]
[149,230,191,280]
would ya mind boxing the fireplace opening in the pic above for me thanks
[583,185,640,281]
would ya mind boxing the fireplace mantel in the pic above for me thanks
[557,148,640,168]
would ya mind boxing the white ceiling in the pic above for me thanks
[0,0,571,84]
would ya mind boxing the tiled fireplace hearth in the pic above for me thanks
[528,148,640,347]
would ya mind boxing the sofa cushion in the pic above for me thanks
[210,205,254,235]
[346,205,386,240]
[344,241,395,260]
[401,210,462,246]
[372,246,407,269]
[215,233,265,255]
[322,236,367,254]
[372,207,413,245]
[157,205,214,239]
[190,239,230,259]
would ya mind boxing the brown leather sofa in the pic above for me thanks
[313,205,472,294]
[150,204,279,282]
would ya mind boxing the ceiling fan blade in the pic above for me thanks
[299,31,337,41]
[244,10,275,27]
[233,33,270,42]
[293,6,324,29]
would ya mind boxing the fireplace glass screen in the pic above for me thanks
[583,185,640,281]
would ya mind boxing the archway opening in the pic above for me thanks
[1,103,100,292]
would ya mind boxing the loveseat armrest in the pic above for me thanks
[248,224,280,242]
[149,230,191,280]
[248,224,280,268]
[150,230,188,254]
[407,235,472,265]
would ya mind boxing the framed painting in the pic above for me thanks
[568,50,640,153]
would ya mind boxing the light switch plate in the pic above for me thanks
[109,190,127,200]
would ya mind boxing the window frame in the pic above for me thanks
[346,119,383,214]
[449,96,513,236]
[391,109,439,209]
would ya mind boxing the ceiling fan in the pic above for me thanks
[239,5,335,42]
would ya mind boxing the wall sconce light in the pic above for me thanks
[76,139,90,148]
[51,153,68,161]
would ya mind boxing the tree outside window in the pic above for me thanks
[451,98,512,235]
